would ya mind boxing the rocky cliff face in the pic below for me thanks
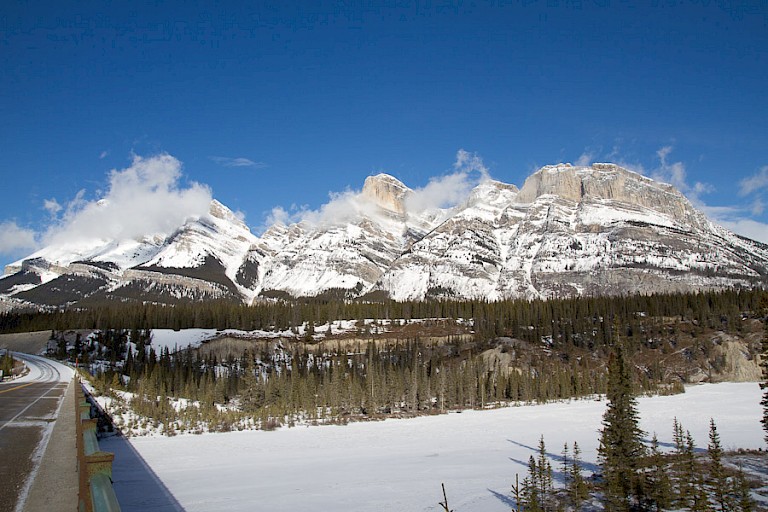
[379,164,768,300]
[361,173,410,216]
[517,163,706,230]
[2,163,767,307]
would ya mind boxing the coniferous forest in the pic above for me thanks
[4,288,768,509]
[1,288,763,433]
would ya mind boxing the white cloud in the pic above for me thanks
[265,149,492,229]
[313,186,396,227]
[739,166,768,196]
[603,146,768,244]
[650,145,712,206]
[405,172,479,212]
[43,198,62,217]
[99,150,109,159]
[0,221,38,255]
[405,150,491,212]
[712,217,768,245]
[656,145,673,162]
[575,151,594,167]
[210,156,266,168]
[44,154,212,245]
[701,197,768,245]
[453,149,490,178]
[265,206,292,227]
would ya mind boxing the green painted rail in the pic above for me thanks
[76,377,121,512]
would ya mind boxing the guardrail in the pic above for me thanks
[76,377,121,512]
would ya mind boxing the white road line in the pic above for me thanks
[0,358,63,433]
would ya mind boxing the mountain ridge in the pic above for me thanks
[3,163,767,308]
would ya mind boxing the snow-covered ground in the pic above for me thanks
[149,329,220,351]
[103,382,765,512]
[146,319,463,352]
[9,352,74,383]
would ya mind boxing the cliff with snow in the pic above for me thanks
[2,163,767,307]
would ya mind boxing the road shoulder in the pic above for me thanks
[23,378,78,512]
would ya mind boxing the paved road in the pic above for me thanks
[0,354,73,512]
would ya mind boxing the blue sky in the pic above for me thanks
[1,1,767,269]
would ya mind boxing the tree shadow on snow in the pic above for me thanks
[488,487,518,508]
[100,434,186,512]
[640,437,706,454]
[506,439,601,479]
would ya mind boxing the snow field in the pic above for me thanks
[109,382,764,512]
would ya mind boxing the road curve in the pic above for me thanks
[0,354,73,512]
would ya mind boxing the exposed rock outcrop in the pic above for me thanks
[361,173,410,216]
[2,163,767,307]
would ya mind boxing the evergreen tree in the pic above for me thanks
[674,429,702,510]
[518,437,554,512]
[535,435,553,505]
[560,442,570,490]
[645,433,671,511]
[671,417,690,507]
[597,347,645,511]
[734,463,755,512]
[511,473,523,512]
[707,418,730,511]
[520,455,544,512]
[239,353,265,413]
[568,441,589,507]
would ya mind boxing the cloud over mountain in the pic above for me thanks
[0,221,37,255]
[44,154,212,245]
[267,149,492,228]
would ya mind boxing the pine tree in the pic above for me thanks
[560,442,570,490]
[597,347,645,511]
[239,353,265,413]
[518,437,555,512]
[569,441,589,507]
[646,433,671,511]
[707,418,730,511]
[520,455,544,512]
[511,473,523,512]
[676,429,700,509]
[671,417,689,506]
[734,463,755,512]
[535,435,553,503]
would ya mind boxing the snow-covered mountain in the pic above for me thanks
[3,163,767,307]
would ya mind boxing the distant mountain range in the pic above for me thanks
[3,163,767,309]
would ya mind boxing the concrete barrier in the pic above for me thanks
[76,378,121,512]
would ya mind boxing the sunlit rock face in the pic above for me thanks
[361,173,410,217]
[3,164,768,307]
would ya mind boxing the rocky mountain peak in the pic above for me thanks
[2,162,767,308]
[361,173,411,215]
[466,179,519,209]
[516,163,702,228]
[208,199,248,231]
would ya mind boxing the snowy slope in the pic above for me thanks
[257,174,448,298]
[103,382,765,512]
[380,164,768,300]
[3,163,768,306]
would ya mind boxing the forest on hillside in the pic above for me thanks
[1,288,763,341]
[4,288,759,436]
[9,289,767,509]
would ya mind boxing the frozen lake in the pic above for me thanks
[104,382,764,512]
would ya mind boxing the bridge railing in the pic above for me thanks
[76,377,121,512]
